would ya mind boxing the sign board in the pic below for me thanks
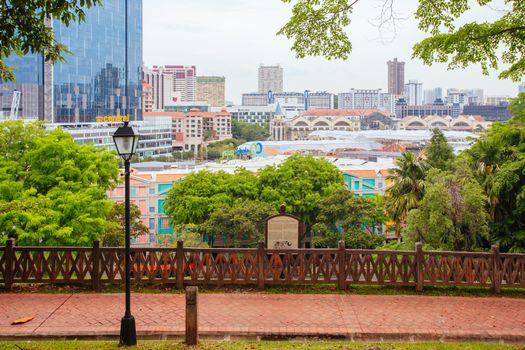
[95,115,129,123]
[265,205,303,249]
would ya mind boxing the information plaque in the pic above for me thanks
[265,205,303,249]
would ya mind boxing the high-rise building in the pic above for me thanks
[520,84,525,94]
[424,88,443,104]
[143,65,175,111]
[485,95,511,105]
[404,80,423,105]
[196,76,225,107]
[142,81,153,113]
[258,64,283,93]
[338,89,395,114]
[3,0,143,122]
[387,58,405,95]
[165,65,196,102]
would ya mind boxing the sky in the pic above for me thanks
[143,0,521,105]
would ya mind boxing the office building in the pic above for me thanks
[485,95,510,105]
[144,108,232,151]
[424,88,443,104]
[387,58,405,95]
[227,104,282,127]
[463,103,512,122]
[142,81,154,113]
[258,65,283,93]
[167,65,196,102]
[143,65,176,110]
[45,117,172,157]
[4,0,143,123]
[338,89,395,115]
[404,80,423,105]
[164,101,210,113]
[395,98,453,118]
[307,91,335,109]
[196,76,225,107]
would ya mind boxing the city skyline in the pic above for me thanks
[143,0,520,105]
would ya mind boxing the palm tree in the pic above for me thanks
[386,152,429,238]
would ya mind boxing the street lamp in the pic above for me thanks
[113,121,139,346]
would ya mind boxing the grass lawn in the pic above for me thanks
[0,341,523,350]
[4,283,525,299]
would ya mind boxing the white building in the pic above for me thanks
[45,117,173,157]
[338,89,395,114]
[143,65,176,111]
[227,103,283,126]
[404,80,423,105]
[258,64,283,93]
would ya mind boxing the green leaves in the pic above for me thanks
[278,0,353,60]
[0,120,119,246]
[280,0,525,81]
[0,0,102,82]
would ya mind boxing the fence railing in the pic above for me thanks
[1,239,524,293]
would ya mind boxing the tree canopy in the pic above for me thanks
[0,121,119,246]
[425,128,455,171]
[0,0,102,82]
[231,121,270,142]
[164,155,356,247]
[280,0,525,81]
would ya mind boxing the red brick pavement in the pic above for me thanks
[1,293,525,342]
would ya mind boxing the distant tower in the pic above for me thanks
[258,64,283,93]
[387,58,405,96]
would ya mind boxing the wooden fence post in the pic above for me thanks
[92,240,100,291]
[337,240,346,290]
[257,241,265,290]
[415,242,424,292]
[176,240,184,290]
[185,286,198,345]
[4,238,15,291]
[491,245,501,294]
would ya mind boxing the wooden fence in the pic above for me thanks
[1,239,524,293]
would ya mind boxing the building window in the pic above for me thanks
[149,218,155,230]
[149,206,155,213]
[161,218,171,229]
[354,181,360,191]
[149,188,155,194]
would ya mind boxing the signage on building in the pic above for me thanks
[265,205,303,249]
[95,115,129,123]
[235,142,263,157]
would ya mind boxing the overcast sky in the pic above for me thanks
[143,0,521,104]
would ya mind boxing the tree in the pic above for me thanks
[164,168,260,227]
[426,128,455,170]
[258,154,344,230]
[279,1,525,81]
[102,202,149,247]
[0,121,119,246]
[385,152,429,238]
[464,94,525,252]
[404,166,489,251]
[311,188,386,248]
[231,120,270,142]
[0,0,102,82]
[203,200,276,247]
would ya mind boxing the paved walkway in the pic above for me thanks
[1,293,525,342]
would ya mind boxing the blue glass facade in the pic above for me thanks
[3,0,142,122]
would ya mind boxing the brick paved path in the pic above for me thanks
[1,293,525,342]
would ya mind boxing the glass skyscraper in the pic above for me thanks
[2,0,142,122]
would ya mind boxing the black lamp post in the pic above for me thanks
[113,121,140,346]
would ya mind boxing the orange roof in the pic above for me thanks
[344,170,377,177]
[143,111,184,118]
[379,169,392,177]
[156,174,186,182]
[303,109,385,117]
[131,172,152,180]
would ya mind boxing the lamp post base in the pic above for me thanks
[119,315,137,346]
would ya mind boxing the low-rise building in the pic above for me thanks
[227,103,282,126]
[397,115,489,132]
[144,108,232,151]
[45,117,173,157]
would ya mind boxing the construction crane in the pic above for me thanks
[0,89,22,120]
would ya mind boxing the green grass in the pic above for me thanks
[3,283,525,298]
[0,341,523,350]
